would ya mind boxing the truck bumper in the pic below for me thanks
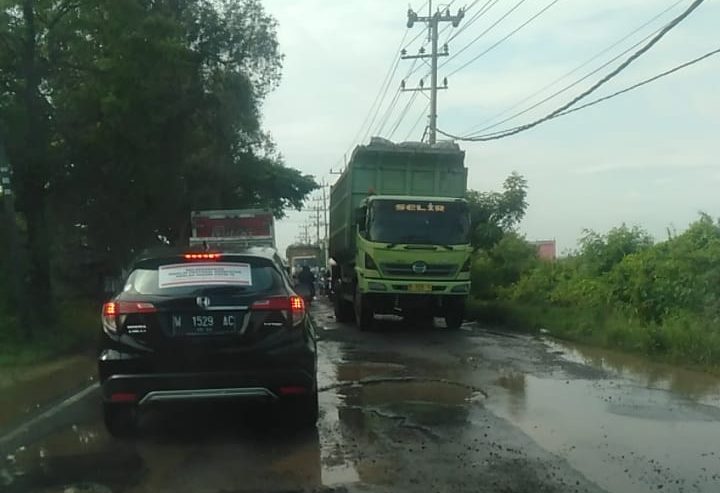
[358,276,470,296]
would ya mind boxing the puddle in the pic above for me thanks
[322,463,360,485]
[549,339,720,403]
[486,341,720,493]
[335,361,407,382]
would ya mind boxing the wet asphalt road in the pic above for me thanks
[2,300,720,493]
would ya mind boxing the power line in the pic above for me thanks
[400,5,465,144]
[439,0,529,71]
[446,0,500,44]
[465,25,661,136]
[445,0,562,78]
[404,101,431,141]
[375,88,404,136]
[380,20,438,137]
[461,0,685,136]
[557,46,720,118]
[358,29,411,145]
[403,1,431,49]
[335,1,430,166]
[461,44,720,139]
[439,0,707,141]
[404,1,461,80]
[388,91,421,139]
[375,62,430,137]
[438,45,719,141]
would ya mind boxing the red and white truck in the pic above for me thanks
[189,209,276,249]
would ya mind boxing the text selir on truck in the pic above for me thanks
[329,138,471,329]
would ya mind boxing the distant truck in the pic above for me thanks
[286,244,323,277]
[190,209,275,249]
[329,138,471,330]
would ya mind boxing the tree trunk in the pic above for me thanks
[20,0,53,326]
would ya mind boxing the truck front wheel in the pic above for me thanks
[444,298,466,330]
[354,287,374,331]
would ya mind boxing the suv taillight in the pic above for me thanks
[102,301,157,334]
[251,295,305,326]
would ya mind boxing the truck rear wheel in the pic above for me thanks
[333,286,354,323]
[354,287,374,331]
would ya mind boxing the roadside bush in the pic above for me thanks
[469,215,720,369]
[471,232,537,300]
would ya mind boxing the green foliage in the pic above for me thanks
[469,215,720,368]
[0,299,97,367]
[466,172,528,249]
[0,0,318,337]
[578,224,653,275]
[471,232,537,299]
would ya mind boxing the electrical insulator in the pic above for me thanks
[407,9,417,28]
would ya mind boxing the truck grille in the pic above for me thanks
[381,263,458,278]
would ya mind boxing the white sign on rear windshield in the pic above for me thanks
[158,263,253,288]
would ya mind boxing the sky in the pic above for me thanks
[260,0,719,257]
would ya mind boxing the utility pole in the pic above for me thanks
[402,2,464,144]
[311,180,331,267]
[0,138,29,337]
[321,181,328,250]
[301,223,311,245]
[313,205,321,245]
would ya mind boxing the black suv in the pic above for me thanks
[98,247,318,436]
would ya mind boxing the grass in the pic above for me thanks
[0,299,99,368]
[467,297,720,370]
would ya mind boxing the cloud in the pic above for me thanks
[261,0,719,255]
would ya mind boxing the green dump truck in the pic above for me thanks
[329,138,471,329]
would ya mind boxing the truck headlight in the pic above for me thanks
[368,282,387,291]
[365,253,379,270]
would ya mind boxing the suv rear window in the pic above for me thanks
[123,257,283,296]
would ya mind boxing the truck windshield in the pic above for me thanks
[367,200,470,245]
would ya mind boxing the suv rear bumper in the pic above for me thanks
[99,350,316,405]
[101,369,316,405]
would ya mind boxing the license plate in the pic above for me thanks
[171,313,241,335]
[409,283,432,293]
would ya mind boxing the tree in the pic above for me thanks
[578,224,653,275]
[0,0,318,323]
[466,172,528,249]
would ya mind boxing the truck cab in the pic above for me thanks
[346,195,471,328]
